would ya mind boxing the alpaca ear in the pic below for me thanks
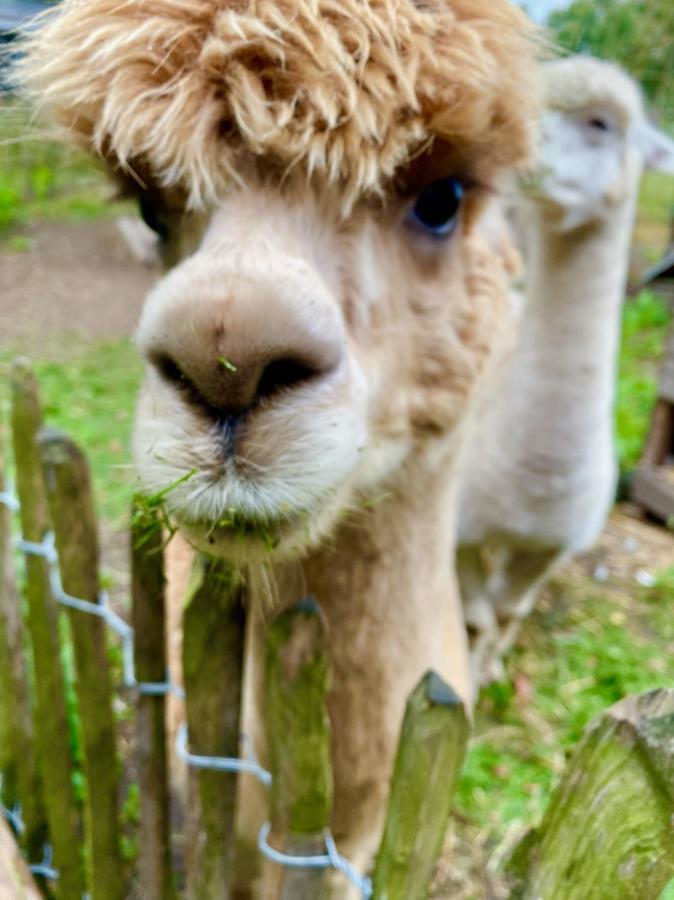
[636,121,674,175]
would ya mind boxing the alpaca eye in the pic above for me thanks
[138,193,169,241]
[409,178,464,236]
[588,117,610,133]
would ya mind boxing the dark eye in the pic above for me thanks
[138,193,169,241]
[588,117,610,133]
[409,178,464,236]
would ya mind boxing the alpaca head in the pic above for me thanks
[527,55,674,232]
[21,0,538,561]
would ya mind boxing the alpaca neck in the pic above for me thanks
[250,455,471,854]
[507,198,635,458]
[267,453,470,700]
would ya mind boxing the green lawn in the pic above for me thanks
[0,100,132,239]
[0,341,142,525]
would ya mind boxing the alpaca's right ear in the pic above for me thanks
[636,121,674,175]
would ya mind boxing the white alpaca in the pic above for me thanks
[458,56,674,682]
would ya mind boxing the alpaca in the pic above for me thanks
[457,56,674,683]
[19,1,538,892]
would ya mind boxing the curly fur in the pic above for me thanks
[19,0,537,209]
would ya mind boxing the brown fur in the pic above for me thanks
[21,0,537,210]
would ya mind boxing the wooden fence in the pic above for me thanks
[0,360,673,899]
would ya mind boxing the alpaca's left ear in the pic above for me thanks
[636,121,674,175]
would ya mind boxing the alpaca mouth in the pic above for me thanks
[177,503,310,557]
[205,508,304,551]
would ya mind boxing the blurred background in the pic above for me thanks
[0,1,673,896]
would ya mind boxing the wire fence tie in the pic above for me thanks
[0,777,25,837]
[257,822,373,898]
[176,724,272,786]
[0,490,20,512]
[29,844,58,881]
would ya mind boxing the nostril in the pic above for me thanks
[256,357,321,401]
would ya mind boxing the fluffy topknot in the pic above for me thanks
[19,0,540,210]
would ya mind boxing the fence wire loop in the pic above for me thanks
[176,724,273,786]
[29,844,58,881]
[3,490,372,898]
[257,822,373,898]
[0,776,25,837]
[0,490,20,512]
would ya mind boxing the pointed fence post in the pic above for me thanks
[182,555,247,900]
[371,671,470,900]
[131,499,174,899]
[509,689,674,900]
[39,428,123,900]
[10,361,85,899]
[0,423,45,858]
[265,598,333,900]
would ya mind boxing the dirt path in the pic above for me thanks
[0,218,156,350]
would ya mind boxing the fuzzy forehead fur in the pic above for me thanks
[544,56,644,127]
[20,0,538,210]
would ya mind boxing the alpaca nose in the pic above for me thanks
[145,284,343,419]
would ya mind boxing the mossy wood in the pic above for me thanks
[39,429,124,900]
[371,671,470,900]
[131,499,174,900]
[0,815,42,900]
[265,599,332,900]
[182,554,246,900]
[510,689,674,900]
[10,361,85,899]
[0,427,45,857]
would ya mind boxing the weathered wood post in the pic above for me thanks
[182,555,247,900]
[131,498,174,900]
[10,361,85,899]
[509,689,674,900]
[371,671,470,900]
[0,816,41,900]
[264,598,332,900]
[0,423,45,857]
[39,428,123,900]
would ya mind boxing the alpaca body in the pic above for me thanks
[459,204,631,554]
[458,57,674,680]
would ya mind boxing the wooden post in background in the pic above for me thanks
[0,421,45,857]
[131,498,174,900]
[371,671,469,900]
[10,361,85,899]
[510,689,674,900]
[265,599,332,900]
[40,429,123,900]
[182,555,246,900]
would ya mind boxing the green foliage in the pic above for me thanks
[616,290,672,473]
[0,100,131,237]
[458,565,674,854]
[661,880,674,900]
[0,184,20,230]
[548,0,674,123]
[0,340,142,524]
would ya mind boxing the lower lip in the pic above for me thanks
[184,514,301,551]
